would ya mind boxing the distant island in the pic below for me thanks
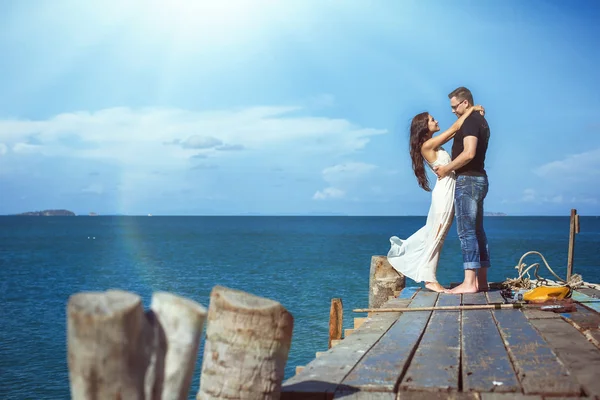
[16,209,76,216]
[484,212,507,216]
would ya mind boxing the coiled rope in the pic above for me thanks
[503,251,585,290]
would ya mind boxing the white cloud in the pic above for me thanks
[0,104,387,210]
[313,187,345,200]
[513,188,597,206]
[522,188,536,202]
[0,106,386,166]
[0,143,7,155]
[535,148,600,181]
[13,142,43,154]
[314,162,379,201]
[181,135,222,149]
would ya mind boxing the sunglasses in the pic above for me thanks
[451,100,466,110]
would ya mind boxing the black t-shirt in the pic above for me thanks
[451,112,490,176]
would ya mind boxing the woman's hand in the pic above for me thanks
[472,104,485,116]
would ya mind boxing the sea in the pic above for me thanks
[1,215,599,399]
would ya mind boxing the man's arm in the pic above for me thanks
[434,136,478,178]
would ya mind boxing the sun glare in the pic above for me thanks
[143,0,275,41]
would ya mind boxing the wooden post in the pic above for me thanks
[369,255,406,309]
[145,292,207,400]
[67,290,149,400]
[328,298,343,349]
[566,209,578,281]
[197,286,294,400]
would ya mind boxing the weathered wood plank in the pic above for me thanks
[340,291,439,391]
[333,391,395,399]
[491,307,581,395]
[485,290,506,304]
[479,394,542,400]
[461,292,520,393]
[576,287,600,298]
[399,293,461,391]
[560,302,600,348]
[529,317,600,397]
[572,290,600,313]
[398,287,420,299]
[396,392,478,399]
[282,296,411,399]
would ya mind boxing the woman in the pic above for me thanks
[387,105,484,293]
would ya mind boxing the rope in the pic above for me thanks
[503,251,584,290]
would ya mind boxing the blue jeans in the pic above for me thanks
[455,175,490,270]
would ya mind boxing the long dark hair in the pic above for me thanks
[409,112,431,192]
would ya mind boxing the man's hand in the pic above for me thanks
[433,165,451,179]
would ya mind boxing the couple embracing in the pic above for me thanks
[387,86,491,294]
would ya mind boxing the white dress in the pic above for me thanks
[387,148,455,283]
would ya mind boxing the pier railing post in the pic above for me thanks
[197,285,294,400]
[566,208,579,282]
[67,290,149,400]
[146,292,207,400]
[369,255,406,309]
[328,298,343,349]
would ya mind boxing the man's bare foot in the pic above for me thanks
[449,282,478,294]
[425,282,447,293]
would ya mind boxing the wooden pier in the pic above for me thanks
[282,282,600,399]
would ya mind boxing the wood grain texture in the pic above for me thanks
[341,291,438,391]
[67,290,149,400]
[369,255,406,309]
[198,285,293,400]
[282,296,411,399]
[146,292,207,400]
[399,293,461,391]
[529,317,600,397]
[461,293,520,393]
[491,307,581,396]
[329,299,343,349]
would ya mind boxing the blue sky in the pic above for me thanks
[0,0,599,216]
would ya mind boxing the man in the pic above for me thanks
[434,86,491,294]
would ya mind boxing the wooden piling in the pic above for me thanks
[67,290,149,400]
[369,255,406,309]
[197,285,294,400]
[566,208,578,281]
[329,298,343,349]
[146,292,207,400]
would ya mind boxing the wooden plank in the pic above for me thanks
[396,392,478,399]
[340,291,439,391]
[479,394,542,400]
[461,292,521,393]
[560,301,600,347]
[577,287,600,298]
[282,296,411,399]
[399,293,461,391]
[398,287,421,299]
[529,317,600,397]
[333,391,395,399]
[491,307,581,395]
[485,290,506,304]
[354,317,367,329]
[572,290,600,313]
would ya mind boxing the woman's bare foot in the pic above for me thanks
[449,282,478,294]
[425,282,447,293]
